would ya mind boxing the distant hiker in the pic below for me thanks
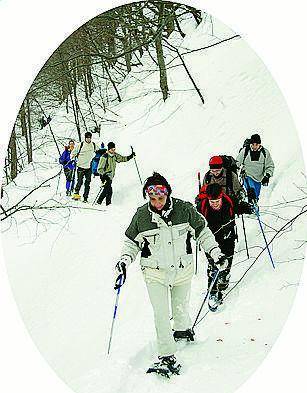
[96,142,135,206]
[202,155,244,204]
[196,183,253,311]
[114,172,227,376]
[46,115,51,124]
[71,132,96,203]
[91,142,107,176]
[236,133,274,203]
[59,139,76,196]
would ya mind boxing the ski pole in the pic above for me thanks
[192,268,220,330]
[130,146,142,185]
[241,215,250,259]
[195,240,198,275]
[69,161,77,193]
[56,166,63,195]
[197,171,201,192]
[195,172,202,275]
[93,184,104,205]
[253,203,276,269]
[107,275,123,355]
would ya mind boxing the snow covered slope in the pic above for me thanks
[1,16,306,393]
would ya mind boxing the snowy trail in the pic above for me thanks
[1,16,306,393]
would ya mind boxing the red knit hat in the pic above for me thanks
[209,156,223,169]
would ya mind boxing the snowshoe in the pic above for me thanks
[208,292,223,312]
[72,193,81,200]
[147,355,181,378]
[173,328,195,342]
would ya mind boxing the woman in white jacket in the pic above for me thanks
[115,172,227,376]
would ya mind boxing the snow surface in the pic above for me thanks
[1,15,306,393]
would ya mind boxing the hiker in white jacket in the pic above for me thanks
[71,132,96,202]
[114,172,227,373]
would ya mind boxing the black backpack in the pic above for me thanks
[204,155,237,195]
[239,138,266,164]
[220,155,238,175]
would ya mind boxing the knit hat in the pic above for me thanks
[209,156,223,169]
[143,172,172,199]
[108,142,115,150]
[250,133,261,144]
[206,183,223,200]
[85,131,92,139]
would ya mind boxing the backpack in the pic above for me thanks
[204,155,237,195]
[240,138,251,152]
[220,155,238,175]
[239,138,266,164]
[91,148,107,175]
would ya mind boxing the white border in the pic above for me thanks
[0,1,306,392]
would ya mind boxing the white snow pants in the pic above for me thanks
[144,278,192,357]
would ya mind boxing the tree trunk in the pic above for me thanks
[69,89,81,141]
[102,58,122,102]
[8,126,18,180]
[26,98,33,163]
[73,83,88,132]
[20,102,27,137]
[155,2,169,101]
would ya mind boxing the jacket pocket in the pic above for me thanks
[140,256,159,269]
[178,254,193,268]
[141,234,160,258]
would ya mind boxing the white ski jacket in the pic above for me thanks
[120,198,220,285]
[71,141,96,169]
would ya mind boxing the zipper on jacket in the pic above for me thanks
[169,221,176,269]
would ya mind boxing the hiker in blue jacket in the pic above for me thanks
[59,139,76,196]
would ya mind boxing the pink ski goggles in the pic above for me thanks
[146,184,168,196]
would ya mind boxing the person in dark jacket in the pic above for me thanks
[202,156,244,203]
[96,142,135,206]
[196,183,253,311]
[59,140,76,196]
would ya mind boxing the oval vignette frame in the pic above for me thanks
[0,2,307,392]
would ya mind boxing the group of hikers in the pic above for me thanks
[59,131,135,204]
[59,132,275,377]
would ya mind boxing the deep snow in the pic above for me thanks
[1,15,306,393]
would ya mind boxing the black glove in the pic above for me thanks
[261,174,270,186]
[238,201,254,215]
[127,152,136,161]
[215,254,229,271]
[63,160,68,166]
[114,261,127,290]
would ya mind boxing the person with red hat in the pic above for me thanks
[203,155,244,204]
[196,183,252,311]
